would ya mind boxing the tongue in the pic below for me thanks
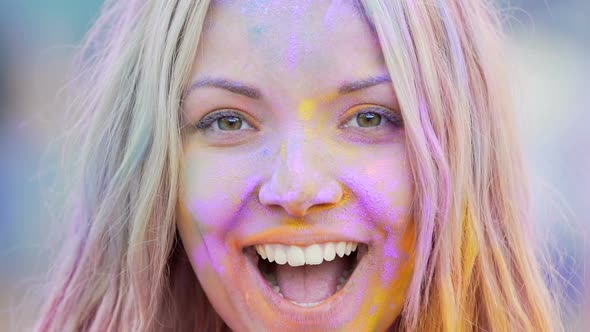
[275,258,347,303]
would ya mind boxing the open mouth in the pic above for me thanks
[244,242,368,307]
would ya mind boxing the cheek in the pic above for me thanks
[182,148,261,231]
[188,239,246,328]
[365,157,412,203]
[341,148,414,226]
[179,204,246,317]
[380,220,415,286]
[336,147,415,318]
[176,191,235,277]
[360,223,416,329]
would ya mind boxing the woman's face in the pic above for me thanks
[177,1,415,331]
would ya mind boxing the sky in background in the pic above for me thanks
[0,0,588,330]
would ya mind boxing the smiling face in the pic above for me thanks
[176,0,415,331]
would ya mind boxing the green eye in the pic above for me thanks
[218,116,243,130]
[342,106,403,130]
[356,112,382,127]
[196,109,254,131]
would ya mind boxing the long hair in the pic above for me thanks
[35,0,563,331]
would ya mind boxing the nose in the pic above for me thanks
[258,139,343,218]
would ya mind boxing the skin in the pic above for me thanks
[177,1,416,331]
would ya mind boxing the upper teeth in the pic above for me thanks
[255,242,358,267]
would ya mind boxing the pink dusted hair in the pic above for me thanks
[35,0,564,331]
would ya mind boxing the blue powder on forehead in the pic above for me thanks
[248,24,266,43]
[240,0,271,15]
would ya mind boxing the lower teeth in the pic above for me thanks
[290,300,322,307]
[271,285,284,298]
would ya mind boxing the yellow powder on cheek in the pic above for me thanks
[351,221,416,330]
[349,259,413,331]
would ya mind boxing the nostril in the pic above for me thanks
[316,183,344,205]
[263,194,314,218]
[258,175,344,217]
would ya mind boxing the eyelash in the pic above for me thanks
[341,106,403,129]
[195,106,403,131]
[195,109,253,130]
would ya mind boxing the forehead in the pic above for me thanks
[194,0,385,93]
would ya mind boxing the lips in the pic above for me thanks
[244,240,368,307]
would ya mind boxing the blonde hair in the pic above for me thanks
[36,0,564,331]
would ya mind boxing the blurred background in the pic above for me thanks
[0,0,588,330]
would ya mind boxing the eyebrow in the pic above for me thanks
[337,74,391,94]
[186,74,391,99]
[187,77,262,99]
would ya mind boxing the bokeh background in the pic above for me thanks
[0,0,588,330]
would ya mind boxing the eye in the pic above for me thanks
[354,112,382,127]
[341,105,403,129]
[195,109,255,132]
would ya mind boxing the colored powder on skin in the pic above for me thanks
[192,241,225,274]
[217,174,262,235]
[286,33,298,70]
[204,236,235,277]
[322,0,348,31]
[297,90,338,121]
[340,224,355,237]
[230,192,242,206]
[369,305,377,315]
[303,127,313,141]
[188,193,232,228]
[347,275,370,328]
[279,135,305,176]
[377,226,402,284]
[286,3,303,70]
[239,174,262,204]
[340,188,351,205]
[295,92,340,149]
[261,147,270,157]
[358,283,389,330]
[284,0,313,70]
[318,91,338,104]
[247,24,266,43]
[365,160,391,178]
[240,0,270,16]
[281,217,308,229]
[280,141,286,162]
[381,261,397,284]
[297,99,316,121]
[382,207,403,224]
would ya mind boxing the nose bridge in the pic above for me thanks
[258,131,342,217]
[280,131,312,181]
